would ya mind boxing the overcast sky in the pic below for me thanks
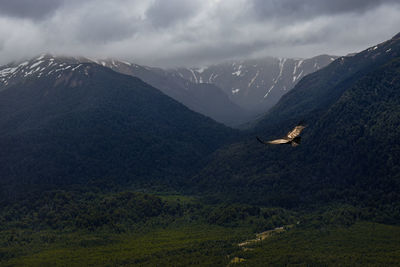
[0,0,399,67]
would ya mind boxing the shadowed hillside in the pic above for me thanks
[0,61,238,198]
[193,33,400,214]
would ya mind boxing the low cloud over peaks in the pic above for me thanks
[0,0,399,67]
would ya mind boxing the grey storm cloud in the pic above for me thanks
[0,0,399,67]
[146,0,202,28]
[0,0,64,20]
[74,7,139,43]
[251,0,400,20]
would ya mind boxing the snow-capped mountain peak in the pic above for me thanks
[0,54,90,88]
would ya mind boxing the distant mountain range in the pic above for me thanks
[90,55,337,126]
[1,54,337,127]
[169,55,337,114]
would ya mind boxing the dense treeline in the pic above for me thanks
[0,190,301,233]
[0,191,184,232]
[2,188,398,237]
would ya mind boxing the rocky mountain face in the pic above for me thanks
[169,55,337,114]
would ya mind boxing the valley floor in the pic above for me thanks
[1,224,249,266]
[1,221,400,266]
[1,191,400,266]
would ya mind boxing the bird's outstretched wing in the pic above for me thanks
[267,138,291,144]
[286,124,306,139]
[256,136,269,145]
[257,136,290,145]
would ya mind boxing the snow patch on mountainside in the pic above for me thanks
[167,55,339,113]
[0,55,97,88]
[248,71,259,88]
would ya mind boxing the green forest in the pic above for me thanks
[1,189,400,266]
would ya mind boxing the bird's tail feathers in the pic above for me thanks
[291,136,301,147]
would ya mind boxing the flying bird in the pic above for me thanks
[256,122,306,147]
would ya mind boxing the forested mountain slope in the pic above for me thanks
[0,61,238,198]
[194,33,400,213]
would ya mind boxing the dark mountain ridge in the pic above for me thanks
[0,61,238,197]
